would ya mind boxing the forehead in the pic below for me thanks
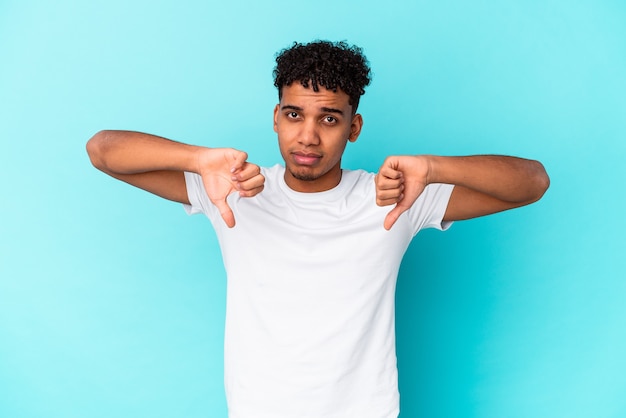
[280,83,351,111]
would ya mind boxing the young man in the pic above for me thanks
[87,41,549,418]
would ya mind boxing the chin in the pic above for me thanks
[289,168,319,182]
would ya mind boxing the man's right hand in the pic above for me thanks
[197,148,265,228]
[87,130,265,228]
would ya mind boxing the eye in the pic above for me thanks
[287,111,299,118]
[324,116,337,124]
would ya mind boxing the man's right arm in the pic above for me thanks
[86,130,264,227]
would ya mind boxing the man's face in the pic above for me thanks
[273,83,363,193]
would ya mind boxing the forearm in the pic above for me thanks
[426,155,550,204]
[86,130,202,175]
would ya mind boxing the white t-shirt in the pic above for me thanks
[184,165,453,418]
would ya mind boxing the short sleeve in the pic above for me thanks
[183,171,219,220]
[405,183,455,236]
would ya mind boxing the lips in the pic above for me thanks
[292,151,321,166]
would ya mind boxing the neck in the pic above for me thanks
[283,166,342,193]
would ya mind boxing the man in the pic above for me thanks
[87,40,549,418]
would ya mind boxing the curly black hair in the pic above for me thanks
[273,40,372,112]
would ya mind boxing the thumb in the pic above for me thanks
[214,198,236,228]
[384,204,409,230]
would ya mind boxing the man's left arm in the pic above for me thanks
[375,155,550,230]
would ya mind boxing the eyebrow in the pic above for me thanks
[281,105,303,112]
[321,107,344,115]
[281,104,344,116]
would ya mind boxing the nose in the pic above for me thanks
[298,120,320,146]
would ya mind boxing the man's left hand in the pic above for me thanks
[375,155,430,230]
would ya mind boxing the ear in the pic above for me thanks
[273,104,280,133]
[348,113,363,142]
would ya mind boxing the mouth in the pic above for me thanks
[292,151,321,166]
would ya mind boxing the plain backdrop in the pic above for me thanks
[1,0,625,417]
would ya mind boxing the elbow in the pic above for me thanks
[529,160,550,203]
[86,130,112,171]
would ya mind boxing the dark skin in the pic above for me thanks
[86,84,549,229]
[376,153,550,229]
[273,83,363,193]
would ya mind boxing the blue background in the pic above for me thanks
[1,0,625,417]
